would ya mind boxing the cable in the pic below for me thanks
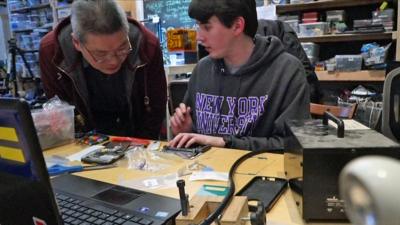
[199,148,281,225]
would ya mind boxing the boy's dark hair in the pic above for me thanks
[188,0,258,38]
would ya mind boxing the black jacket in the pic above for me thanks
[39,17,167,138]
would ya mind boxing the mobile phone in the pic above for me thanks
[81,142,130,165]
[236,176,288,212]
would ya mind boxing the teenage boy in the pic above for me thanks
[169,0,310,151]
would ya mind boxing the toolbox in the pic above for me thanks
[284,112,400,221]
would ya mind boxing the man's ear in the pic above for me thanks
[232,17,245,36]
[71,33,82,52]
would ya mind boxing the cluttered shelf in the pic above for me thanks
[298,31,394,43]
[22,49,39,53]
[276,0,388,14]
[13,22,53,33]
[13,28,34,33]
[9,2,50,13]
[316,70,385,81]
[56,4,71,10]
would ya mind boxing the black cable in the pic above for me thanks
[199,148,281,225]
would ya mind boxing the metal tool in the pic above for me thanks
[177,179,189,216]
[48,164,116,176]
[250,201,266,225]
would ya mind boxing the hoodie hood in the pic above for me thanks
[214,35,286,76]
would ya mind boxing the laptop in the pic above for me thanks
[0,98,180,225]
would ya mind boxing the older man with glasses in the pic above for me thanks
[39,0,167,139]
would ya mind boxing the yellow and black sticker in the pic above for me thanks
[0,127,19,142]
[0,146,25,163]
[0,127,24,162]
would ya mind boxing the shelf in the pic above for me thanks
[164,64,196,82]
[56,4,71,10]
[40,22,53,29]
[12,23,52,33]
[298,32,394,43]
[276,0,388,14]
[22,49,39,53]
[10,3,50,13]
[316,70,385,81]
[13,28,33,33]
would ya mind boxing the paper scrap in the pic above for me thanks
[189,171,228,182]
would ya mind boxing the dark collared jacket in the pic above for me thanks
[39,17,167,139]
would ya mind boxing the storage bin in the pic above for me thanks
[301,42,319,58]
[31,106,75,149]
[372,9,394,22]
[335,55,363,71]
[285,20,299,33]
[24,53,37,61]
[8,0,25,10]
[33,67,40,78]
[299,22,329,37]
[326,10,346,22]
[27,0,41,7]
[278,15,299,21]
[58,8,71,19]
[290,0,303,4]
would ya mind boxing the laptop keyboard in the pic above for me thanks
[55,193,154,225]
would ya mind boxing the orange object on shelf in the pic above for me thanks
[167,28,197,52]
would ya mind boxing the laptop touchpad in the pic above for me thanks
[93,187,140,205]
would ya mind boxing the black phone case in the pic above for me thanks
[162,145,211,159]
[236,176,288,212]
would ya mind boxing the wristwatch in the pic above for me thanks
[223,135,233,148]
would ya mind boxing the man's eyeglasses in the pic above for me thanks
[82,36,132,63]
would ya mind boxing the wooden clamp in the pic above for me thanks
[176,195,249,225]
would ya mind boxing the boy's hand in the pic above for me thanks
[168,133,225,149]
[170,103,193,135]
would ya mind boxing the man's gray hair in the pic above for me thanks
[71,0,129,43]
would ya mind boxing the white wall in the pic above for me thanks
[135,0,144,21]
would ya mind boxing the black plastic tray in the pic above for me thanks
[236,176,288,212]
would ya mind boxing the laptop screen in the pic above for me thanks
[0,98,62,225]
[0,98,44,179]
[0,98,181,225]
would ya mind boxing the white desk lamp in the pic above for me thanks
[339,156,400,225]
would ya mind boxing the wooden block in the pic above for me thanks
[220,196,249,225]
[176,196,248,225]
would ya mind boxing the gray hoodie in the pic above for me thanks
[184,35,310,151]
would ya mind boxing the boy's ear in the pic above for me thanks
[233,17,245,35]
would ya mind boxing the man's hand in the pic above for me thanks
[170,103,193,135]
[168,133,225,148]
